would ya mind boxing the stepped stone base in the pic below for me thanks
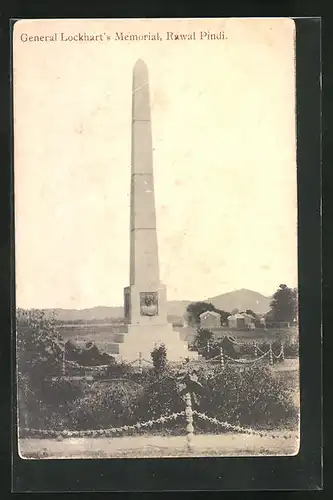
[117,323,198,362]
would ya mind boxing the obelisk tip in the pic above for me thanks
[133,59,148,79]
[133,59,149,89]
[134,58,147,69]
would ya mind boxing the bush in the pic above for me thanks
[18,374,84,434]
[194,328,214,352]
[151,344,167,373]
[21,363,298,435]
[65,340,115,366]
[196,364,297,430]
[67,379,144,430]
[136,368,184,420]
[243,344,257,357]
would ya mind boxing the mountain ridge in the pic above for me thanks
[37,289,272,320]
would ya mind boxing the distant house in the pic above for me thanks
[227,312,255,330]
[199,310,221,329]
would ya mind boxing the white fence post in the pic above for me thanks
[138,352,143,374]
[269,343,273,365]
[281,342,285,362]
[254,341,258,358]
[185,392,194,451]
[220,347,224,367]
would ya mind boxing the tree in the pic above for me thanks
[186,302,216,325]
[214,308,231,325]
[245,309,258,321]
[16,309,83,431]
[270,284,298,323]
[17,308,64,379]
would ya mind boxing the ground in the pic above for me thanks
[19,431,299,459]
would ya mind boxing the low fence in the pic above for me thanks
[57,342,285,379]
[21,390,295,451]
[190,341,285,368]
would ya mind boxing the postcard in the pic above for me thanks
[14,17,299,459]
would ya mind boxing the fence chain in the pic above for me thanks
[64,359,112,370]
[271,346,284,359]
[223,350,270,365]
[192,411,295,440]
[22,409,296,442]
[22,411,186,438]
[62,343,285,374]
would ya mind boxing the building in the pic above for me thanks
[199,310,221,329]
[227,312,255,330]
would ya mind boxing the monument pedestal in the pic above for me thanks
[118,323,197,362]
[121,283,197,362]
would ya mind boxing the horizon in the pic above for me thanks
[16,286,297,311]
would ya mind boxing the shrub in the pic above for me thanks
[18,373,84,434]
[151,344,167,373]
[194,328,214,352]
[218,337,241,359]
[196,364,297,430]
[193,329,223,359]
[239,341,256,357]
[67,380,144,430]
[65,340,115,366]
[21,362,298,435]
[136,368,184,421]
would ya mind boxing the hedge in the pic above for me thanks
[20,363,298,436]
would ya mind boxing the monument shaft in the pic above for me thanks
[130,59,159,288]
[119,60,196,362]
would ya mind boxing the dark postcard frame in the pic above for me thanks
[8,16,322,492]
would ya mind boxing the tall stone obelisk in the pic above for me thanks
[118,59,196,362]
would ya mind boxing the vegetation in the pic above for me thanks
[20,363,298,435]
[65,339,115,366]
[193,328,214,351]
[270,284,298,323]
[17,308,64,378]
[16,309,84,431]
[151,344,168,373]
[186,302,230,326]
[17,307,299,438]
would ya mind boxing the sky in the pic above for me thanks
[14,18,298,309]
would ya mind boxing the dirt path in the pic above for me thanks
[19,431,299,459]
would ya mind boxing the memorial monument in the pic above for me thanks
[118,59,197,362]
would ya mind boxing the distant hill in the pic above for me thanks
[208,289,271,315]
[40,289,271,322]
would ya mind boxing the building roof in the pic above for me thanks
[228,312,257,320]
[199,310,221,318]
[228,313,245,319]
